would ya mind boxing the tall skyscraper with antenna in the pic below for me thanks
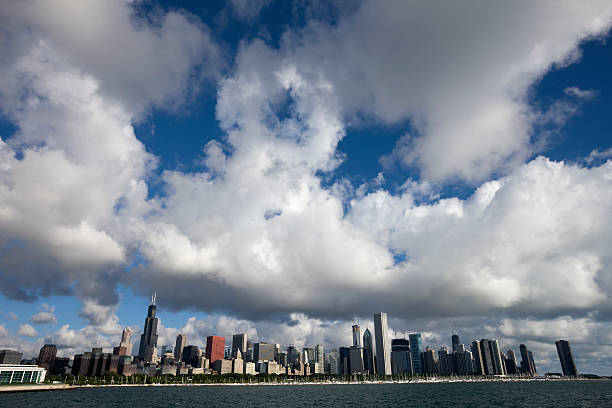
[138,292,159,363]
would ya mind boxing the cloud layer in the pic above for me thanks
[1,0,612,374]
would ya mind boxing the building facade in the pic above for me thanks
[253,342,276,362]
[519,344,537,376]
[374,312,392,375]
[206,336,225,364]
[363,328,376,375]
[409,333,423,374]
[422,347,438,375]
[391,338,413,375]
[232,333,247,359]
[0,350,22,365]
[315,344,324,366]
[37,344,57,369]
[0,364,46,384]
[181,345,199,367]
[328,350,340,375]
[349,347,364,374]
[505,349,519,375]
[174,334,187,362]
[451,334,460,352]
[556,340,578,376]
[352,325,361,347]
[339,347,351,375]
[138,295,159,363]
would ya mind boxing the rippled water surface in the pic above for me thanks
[2,380,611,407]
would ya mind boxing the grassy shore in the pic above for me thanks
[2,376,600,393]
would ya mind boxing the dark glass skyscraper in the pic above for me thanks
[505,349,519,374]
[409,333,423,374]
[451,334,460,351]
[471,340,485,375]
[363,328,375,374]
[232,333,247,359]
[138,293,159,363]
[181,345,199,367]
[556,340,578,376]
[479,339,504,375]
[391,338,413,375]
[339,346,351,375]
[519,344,537,376]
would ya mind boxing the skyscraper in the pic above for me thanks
[181,345,199,367]
[556,340,578,376]
[438,346,453,375]
[339,346,351,375]
[315,344,324,366]
[409,333,423,374]
[287,345,300,366]
[302,347,316,363]
[528,350,537,374]
[374,312,391,375]
[422,347,438,375]
[254,342,276,362]
[471,340,485,375]
[328,350,340,374]
[363,328,375,374]
[455,349,474,375]
[505,349,519,375]
[206,336,225,364]
[37,344,57,374]
[121,327,133,355]
[113,327,133,356]
[232,333,247,359]
[349,346,365,374]
[391,338,413,375]
[174,334,187,362]
[519,344,537,376]
[0,350,22,364]
[138,293,159,363]
[478,339,496,375]
[451,334,460,352]
[352,324,361,347]
[490,339,505,375]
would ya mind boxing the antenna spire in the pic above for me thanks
[151,291,156,305]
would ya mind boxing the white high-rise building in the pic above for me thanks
[374,312,392,375]
[120,327,133,356]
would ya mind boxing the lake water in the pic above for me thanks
[1,380,611,407]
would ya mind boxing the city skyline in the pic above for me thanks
[0,302,582,380]
[1,1,612,377]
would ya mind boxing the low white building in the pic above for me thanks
[0,364,46,384]
[244,362,256,375]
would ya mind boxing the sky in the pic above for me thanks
[1,0,612,375]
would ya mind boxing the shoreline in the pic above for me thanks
[0,377,601,393]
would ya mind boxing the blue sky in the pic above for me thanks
[1,0,612,375]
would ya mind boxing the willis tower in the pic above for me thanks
[138,292,159,363]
